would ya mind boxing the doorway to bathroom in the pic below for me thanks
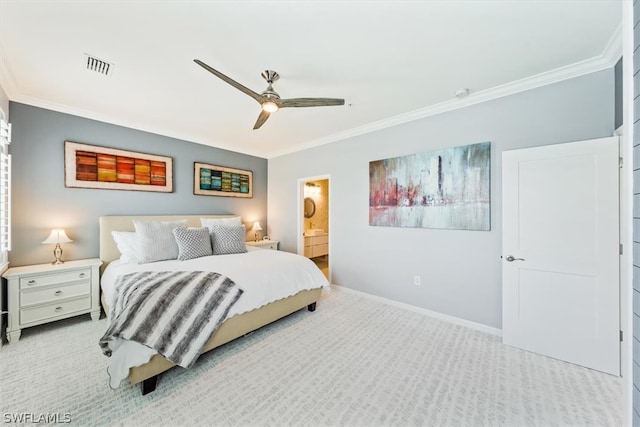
[298,175,330,281]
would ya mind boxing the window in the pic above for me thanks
[0,117,11,271]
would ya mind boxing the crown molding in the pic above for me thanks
[266,36,622,159]
[5,92,261,157]
[0,38,258,156]
[601,23,623,65]
[0,43,20,102]
[1,30,623,161]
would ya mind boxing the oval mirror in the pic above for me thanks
[304,197,316,218]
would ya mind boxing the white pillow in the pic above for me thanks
[111,231,139,264]
[133,219,187,263]
[200,216,242,230]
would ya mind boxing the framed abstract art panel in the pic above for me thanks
[193,162,253,198]
[64,141,173,192]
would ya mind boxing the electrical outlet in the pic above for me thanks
[414,275,421,286]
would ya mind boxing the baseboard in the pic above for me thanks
[331,284,502,337]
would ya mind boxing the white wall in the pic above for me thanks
[0,84,8,120]
[268,69,615,329]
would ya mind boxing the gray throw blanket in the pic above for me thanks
[99,270,243,368]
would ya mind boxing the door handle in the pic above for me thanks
[505,255,525,262]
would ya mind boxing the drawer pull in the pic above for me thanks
[79,273,86,278]
[54,290,63,296]
[27,280,37,285]
[54,306,63,312]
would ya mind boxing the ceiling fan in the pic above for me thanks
[194,59,345,130]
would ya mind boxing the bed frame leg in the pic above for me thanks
[141,375,158,395]
[307,302,316,312]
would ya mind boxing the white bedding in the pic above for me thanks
[101,246,329,387]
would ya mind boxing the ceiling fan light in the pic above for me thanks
[262,101,279,113]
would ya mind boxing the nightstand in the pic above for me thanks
[3,258,102,343]
[246,240,279,250]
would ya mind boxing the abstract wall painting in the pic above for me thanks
[369,142,490,231]
[64,141,173,192]
[193,162,253,198]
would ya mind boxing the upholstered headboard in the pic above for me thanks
[98,215,238,274]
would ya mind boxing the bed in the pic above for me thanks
[99,215,328,395]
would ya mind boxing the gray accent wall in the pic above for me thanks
[8,102,267,266]
[269,70,614,329]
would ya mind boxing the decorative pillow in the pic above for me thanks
[200,216,242,230]
[133,219,187,263]
[210,224,248,255]
[111,231,139,264]
[172,227,213,261]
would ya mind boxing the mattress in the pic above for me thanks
[102,246,329,316]
[101,246,329,387]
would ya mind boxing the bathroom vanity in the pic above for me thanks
[303,230,328,258]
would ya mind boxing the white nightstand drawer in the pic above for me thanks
[3,258,102,344]
[20,296,92,325]
[246,240,279,250]
[19,269,91,290]
[21,281,91,307]
[258,241,278,250]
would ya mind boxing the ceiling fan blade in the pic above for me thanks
[253,110,271,130]
[194,59,263,103]
[279,98,345,108]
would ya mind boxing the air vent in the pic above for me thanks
[84,54,114,76]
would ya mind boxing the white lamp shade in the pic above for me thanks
[42,228,73,244]
[251,221,263,232]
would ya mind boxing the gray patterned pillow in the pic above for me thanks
[173,227,213,261]
[133,219,187,263]
[210,224,248,255]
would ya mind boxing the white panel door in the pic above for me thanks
[502,136,619,375]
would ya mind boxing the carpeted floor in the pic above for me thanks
[0,287,623,426]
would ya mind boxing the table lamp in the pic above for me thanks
[251,221,263,242]
[42,228,73,264]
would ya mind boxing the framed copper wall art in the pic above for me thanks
[64,141,173,192]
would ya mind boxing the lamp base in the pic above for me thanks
[52,243,65,265]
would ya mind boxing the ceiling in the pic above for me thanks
[0,1,622,159]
